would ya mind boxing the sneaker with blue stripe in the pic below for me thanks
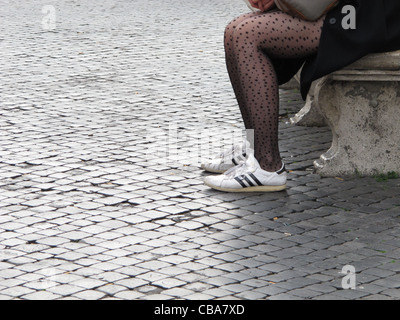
[204,153,287,192]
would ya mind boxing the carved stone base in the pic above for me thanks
[290,80,327,127]
[314,69,400,176]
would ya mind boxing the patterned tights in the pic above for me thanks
[224,11,324,172]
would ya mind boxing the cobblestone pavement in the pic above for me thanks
[0,0,399,300]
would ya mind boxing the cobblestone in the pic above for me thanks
[0,0,399,300]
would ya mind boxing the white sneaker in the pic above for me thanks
[201,140,252,174]
[204,153,287,192]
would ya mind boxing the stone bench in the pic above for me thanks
[291,50,400,177]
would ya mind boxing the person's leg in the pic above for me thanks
[228,11,324,172]
[200,13,257,175]
[224,12,259,130]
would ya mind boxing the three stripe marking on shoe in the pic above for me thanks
[234,173,263,188]
[232,153,246,166]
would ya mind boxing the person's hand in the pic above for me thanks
[260,0,276,12]
[249,0,275,12]
[258,0,276,12]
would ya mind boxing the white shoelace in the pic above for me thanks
[219,146,242,159]
[217,141,250,159]
[218,145,236,159]
[225,162,250,178]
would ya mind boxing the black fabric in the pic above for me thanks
[273,0,400,99]
[270,56,305,86]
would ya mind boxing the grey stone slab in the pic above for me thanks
[0,0,399,301]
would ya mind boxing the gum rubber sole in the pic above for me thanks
[204,181,287,193]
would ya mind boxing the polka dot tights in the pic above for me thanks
[224,11,324,172]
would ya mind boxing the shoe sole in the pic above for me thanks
[204,181,287,193]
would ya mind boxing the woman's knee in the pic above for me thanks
[231,16,265,47]
[225,13,257,41]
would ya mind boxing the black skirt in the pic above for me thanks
[273,0,400,99]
